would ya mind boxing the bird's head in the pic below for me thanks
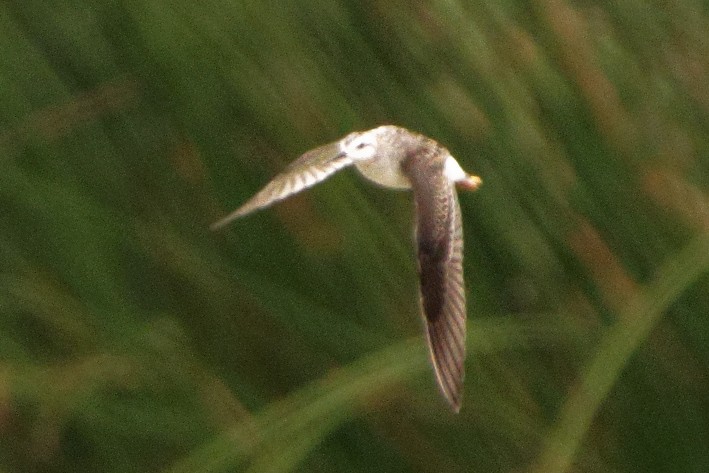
[339,128,385,160]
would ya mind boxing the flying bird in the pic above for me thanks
[212,125,481,412]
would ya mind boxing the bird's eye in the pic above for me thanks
[344,135,375,158]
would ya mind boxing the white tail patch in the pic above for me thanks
[443,155,467,182]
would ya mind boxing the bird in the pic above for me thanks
[212,125,481,412]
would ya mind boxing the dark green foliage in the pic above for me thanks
[1,1,708,472]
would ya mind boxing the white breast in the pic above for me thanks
[354,158,412,190]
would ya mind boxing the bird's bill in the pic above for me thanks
[456,174,482,192]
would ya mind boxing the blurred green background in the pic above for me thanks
[1,1,708,472]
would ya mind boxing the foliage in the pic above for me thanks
[1,1,708,472]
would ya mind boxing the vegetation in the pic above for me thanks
[1,1,707,472]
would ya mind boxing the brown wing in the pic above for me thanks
[403,153,467,412]
[211,142,352,230]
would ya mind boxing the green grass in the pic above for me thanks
[1,1,708,472]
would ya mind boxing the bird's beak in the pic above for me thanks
[456,174,482,192]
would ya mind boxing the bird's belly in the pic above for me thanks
[354,159,411,190]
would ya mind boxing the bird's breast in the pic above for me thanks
[354,157,412,190]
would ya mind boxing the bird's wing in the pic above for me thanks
[403,154,467,412]
[211,142,353,230]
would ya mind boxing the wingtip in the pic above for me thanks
[436,377,463,413]
[210,208,246,231]
[450,399,462,414]
[440,379,464,413]
[426,324,466,413]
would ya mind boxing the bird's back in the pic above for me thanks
[354,126,443,190]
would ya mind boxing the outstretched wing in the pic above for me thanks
[211,142,353,230]
[403,153,467,412]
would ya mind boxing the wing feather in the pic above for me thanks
[404,153,467,412]
[211,142,352,230]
